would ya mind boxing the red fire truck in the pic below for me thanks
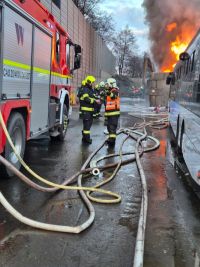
[0,0,81,176]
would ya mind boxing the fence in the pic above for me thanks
[40,0,116,101]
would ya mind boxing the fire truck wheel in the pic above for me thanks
[4,112,26,177]
[57,104,69,141]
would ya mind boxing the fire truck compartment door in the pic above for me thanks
[2,5,32,98]
[30,27,51,136]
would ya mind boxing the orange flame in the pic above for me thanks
[171,37,188,60]
[166,22,177,32]
[161,22,193,72]
[163,69,171,73]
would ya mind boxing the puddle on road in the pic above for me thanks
[119,191,141,232]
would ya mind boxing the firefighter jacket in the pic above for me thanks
[105,87,120,116]
[77,86,84,98]
[79,86,95,112]
[94,88,101,101]
[99,86,106,103]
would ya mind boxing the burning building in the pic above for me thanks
[143,0,200,72]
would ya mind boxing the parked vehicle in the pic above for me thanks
[0,0,81,176]
[167,29,200,185]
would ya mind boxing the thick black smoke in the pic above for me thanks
[142,0,200,70]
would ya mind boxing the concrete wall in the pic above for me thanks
[40,0,116,93]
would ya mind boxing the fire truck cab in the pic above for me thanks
[0,0,81,176]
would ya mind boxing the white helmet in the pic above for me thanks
[107,78,117,88]
[99,81,105,87]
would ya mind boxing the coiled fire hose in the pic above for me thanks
[86,134,130,203]
[0,111,121,203]
[0,109,166,267]
[0,110,137,233]
[0,109,161,249]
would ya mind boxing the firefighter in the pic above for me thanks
[96,81,106,117]
[98,81,108,126]
[79,75,97,144]
[93,84,102,118]
[99,81,106,107]
[77,80,86,119]
[105,78,120,147]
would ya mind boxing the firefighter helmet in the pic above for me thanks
[81,80,86,86]
[99,81,105,87]
[85,75,96,84]
[107,78,117,88]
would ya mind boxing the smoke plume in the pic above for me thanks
[143,0,200,71]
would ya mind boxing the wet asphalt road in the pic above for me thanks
[1,98,200,267]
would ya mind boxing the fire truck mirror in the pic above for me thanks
[74,44,82,55]
[74,54,81,70]
[179,52,190,61]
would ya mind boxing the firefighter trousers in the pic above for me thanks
[82,111,93,140]
[107,115,119,142]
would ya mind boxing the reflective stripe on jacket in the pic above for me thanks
[78,86,95,112]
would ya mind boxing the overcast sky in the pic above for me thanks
[99,0,149,55]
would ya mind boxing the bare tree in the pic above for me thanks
[72,0,101,16]
[72,0,114,41]
[87,10,114,42]
[127,54,143,78]
[112,26,136,75]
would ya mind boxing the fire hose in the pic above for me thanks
[0,111,121,203]
[0,110,166,266]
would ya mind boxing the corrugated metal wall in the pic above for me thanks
[40,0,116,91]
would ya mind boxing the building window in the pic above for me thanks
[52,0,61,9]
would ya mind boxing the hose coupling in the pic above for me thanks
[92,168,100,176]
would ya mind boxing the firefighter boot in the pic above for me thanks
[107,137,116,147]
[82,132,92,144]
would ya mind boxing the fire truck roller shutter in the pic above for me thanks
[2,5,32,99]
[30,27,52,137]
